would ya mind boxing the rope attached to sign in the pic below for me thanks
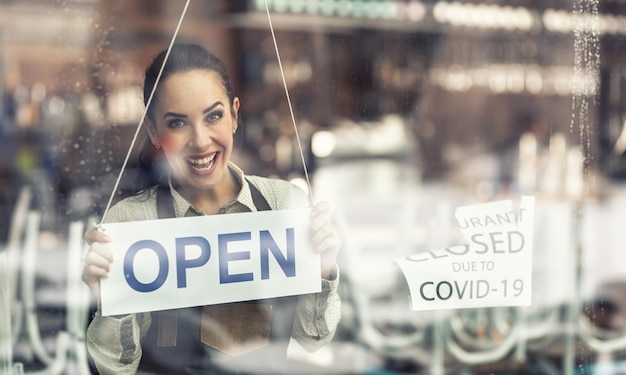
[99,0,314,226]
[98,0,191,226]
[263,0,315,203]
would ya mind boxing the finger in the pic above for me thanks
[315,235,341,255]
[84,243,113,270]
[309,214,329,236]
[81,265,103,298]
[82,263,110,280]
[310,223,332,247]
[312,223,341,252]
[85,282,101,299]
[310,201,330,219]
[89,242,114,263]
[84,229,111,245]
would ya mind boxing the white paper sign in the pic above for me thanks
[394,196,534,311]
[99,208,320,316]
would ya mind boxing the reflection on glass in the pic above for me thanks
[2,0,626,374]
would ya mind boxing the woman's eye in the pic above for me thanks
[206,111,224,122]
[167,119,186,128]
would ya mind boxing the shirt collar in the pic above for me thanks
[167,161,257,217]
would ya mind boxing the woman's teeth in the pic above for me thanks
[186,153,216,170]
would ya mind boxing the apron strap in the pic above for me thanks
[247,178,271,211]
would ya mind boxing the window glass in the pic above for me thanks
[1,0,624,374]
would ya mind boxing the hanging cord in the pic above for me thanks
[98,0,191,226]
[263,0,315,203]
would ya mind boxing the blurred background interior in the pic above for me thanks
[4,0,626,374]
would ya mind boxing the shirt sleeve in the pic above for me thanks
[87,194,156,374]
[291,265,341,352]
[86,309,151,375]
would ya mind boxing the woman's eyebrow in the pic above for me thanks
[203,102,224,114]
[163,102,224,119]
[163,112,187,119]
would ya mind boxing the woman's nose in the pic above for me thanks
[188,124,212,149]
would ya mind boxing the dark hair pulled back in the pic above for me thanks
[143,43,235,121]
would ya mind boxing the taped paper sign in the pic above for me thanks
[99,208,320,316]
[394,196,534,311]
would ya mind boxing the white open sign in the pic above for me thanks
[99,208,320,316]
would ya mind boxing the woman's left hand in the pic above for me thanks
[309,201,341,279]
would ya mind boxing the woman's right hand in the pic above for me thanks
[82,229,113,298]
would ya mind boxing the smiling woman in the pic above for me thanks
[138,44,240,203]
[80,44,342,375]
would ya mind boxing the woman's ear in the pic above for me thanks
[231,97,241,134]
[144,118,159,146]
[232,97,240,121]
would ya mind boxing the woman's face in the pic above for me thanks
[147,69,239,193]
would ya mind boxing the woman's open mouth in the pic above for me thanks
[185,152,218,173]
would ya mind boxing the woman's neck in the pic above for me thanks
[176,171,241,215]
